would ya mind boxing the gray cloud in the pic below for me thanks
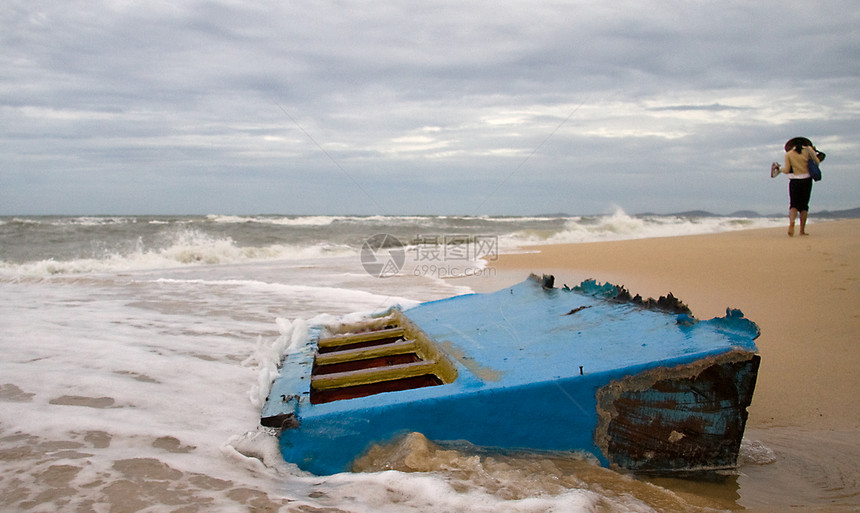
[1,0,858,215]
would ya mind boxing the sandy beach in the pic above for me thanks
[480,218,860,432]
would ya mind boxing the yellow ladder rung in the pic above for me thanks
[311,360,439,390]
[318,327,405,349]
[314,339,418,366]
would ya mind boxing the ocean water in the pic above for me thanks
[1,212,856,512]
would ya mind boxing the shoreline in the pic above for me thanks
[456,219,860,431]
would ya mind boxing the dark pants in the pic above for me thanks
[789,178,813,211]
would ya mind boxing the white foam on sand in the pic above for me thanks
[1,259,770,512]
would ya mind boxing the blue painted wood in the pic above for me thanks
[261,276,760,475]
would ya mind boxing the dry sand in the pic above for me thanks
[477,219,860,431]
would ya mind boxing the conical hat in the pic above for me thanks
[785,137,813,151]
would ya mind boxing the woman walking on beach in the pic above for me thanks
[772,137,822,236]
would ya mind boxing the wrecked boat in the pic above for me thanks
[261,274,760,476]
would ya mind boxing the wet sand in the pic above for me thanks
[454,218,860,511]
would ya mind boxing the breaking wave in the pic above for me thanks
[0,229,355,278]
[0,211,788,279]
[502,209,784,246]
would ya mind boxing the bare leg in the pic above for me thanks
[800,210,808,235]
[788,208,797,236]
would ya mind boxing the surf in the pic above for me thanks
[0,212,787,280]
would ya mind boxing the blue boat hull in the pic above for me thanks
[262,275,760,475]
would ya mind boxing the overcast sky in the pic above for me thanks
[2,1,858,216]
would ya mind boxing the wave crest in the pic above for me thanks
[502,209,784,246]
[1,229,354,278]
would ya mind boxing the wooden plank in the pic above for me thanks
[311,360,440,390]
[314,339,418,366]
[318,327,405,350]
[310,375,443,404]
